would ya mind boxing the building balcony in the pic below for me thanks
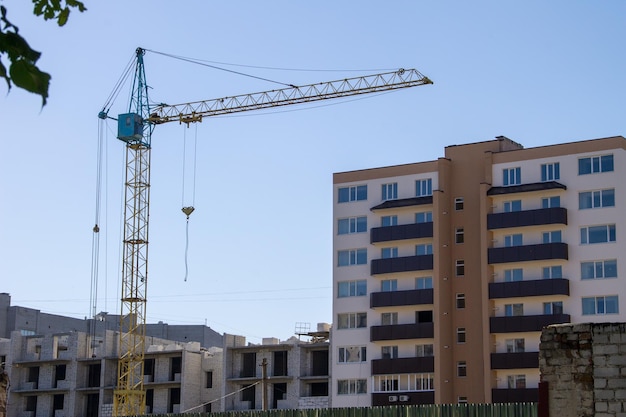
[489,278,570,299]
[371,222,433,244]
[371,289,433,308]
[487,181,566,196]
[488,242,568,264]
[370,196,433,211]
[371,356,434,374]
[372,391,435,406]
[490,314,570,333]
[487,207,567,230]
[490,352,539,369]
[370,323,434,341]
[492,388,539,403]
[371,255,433,275]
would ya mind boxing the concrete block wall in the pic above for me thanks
[540,322,626,417]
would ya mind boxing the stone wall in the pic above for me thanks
[539,322,626,417]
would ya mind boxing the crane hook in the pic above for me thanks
[182,206,195,219]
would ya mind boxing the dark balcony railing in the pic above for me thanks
[372,391,435,406]
[371,222,433,243]
[371,323,434,341]
[371,255,433,275]
[488,242,568,264]
[489,278,569,299]
[371,289,433,308]
[371,356,434,374]
[492,388,539,403]
[490,351,539,369]
[487,207,567,230]
[490,314,570,333]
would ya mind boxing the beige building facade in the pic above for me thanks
[331,135,626,406]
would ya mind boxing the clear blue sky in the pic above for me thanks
[1,1,625,342]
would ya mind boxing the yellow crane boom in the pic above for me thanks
[105,47,432,416]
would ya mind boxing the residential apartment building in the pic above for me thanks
[0,329,222,417]
[331,135,626,407]
[221,327,330,411]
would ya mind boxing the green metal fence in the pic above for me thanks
[147,403,537,417]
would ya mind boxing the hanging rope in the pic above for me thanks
[181,124,198,281]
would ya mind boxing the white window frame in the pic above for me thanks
[581,259,617,280]
[337,280,367,298]
[415,178,433,197]
[338,216,367,235]
[579,189,615,210]
[338,346,367,363]
[580,224,616,245]
[503,167,521,186]
[338,185,367,203]
[337,312,367,329]
[381,183,398,201]
[541,162,560,182]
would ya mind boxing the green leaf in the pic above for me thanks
[1,32,41,62]
[57,8,69,26]
[0,58,10,90]
[9,58,50,105]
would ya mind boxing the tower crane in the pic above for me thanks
[99,47,432,416]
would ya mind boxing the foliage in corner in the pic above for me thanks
[0,0,86,106]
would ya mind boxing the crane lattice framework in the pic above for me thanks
[104,47,432,417]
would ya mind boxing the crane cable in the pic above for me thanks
[89,118,106,356]
[181,124,198,281]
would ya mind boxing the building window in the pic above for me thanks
[415,211,433,223]
[578,154,614,175]
[582,296,619,315]
[375,376,399,392]
[457,361,467,377]
[416,276,433,289]
[381,279,397,292]
[455,197,464,211]
[338,280,367,297]
[382,215,398,226]
[416,178,433,197]
[506,338,525,353]
[543,301,563,315]
[338,216,367,235]
[542,265,563,279]
[542,196,561,208]
[580,224,616,244]
[503,167,521,186]
[579,189,615,209]
[338,346,367,363]
[581,259,617,280]
[382,183,398,201]
[415,374,434,391]
[542,230,562,243]
[456,327,466,344]
[381,247,399,258]
[337,312,367,329]
[504,268,523,282]
[206,371,213,388]
[541,162,560,182]
[456,293,466,309]
[416,310,433,323]
[337,379,367,395]
[456,260,465,276]
[503,200,522,212]
[381,345,399,359]
[505,303,524,316]
[338,185,367,203]
[416,244,433,256]
[381,312,398,326]
[508,375,526,389]
[504,234,523,247]
[458,397,468,405]
[455,228,464,244]
[338,249,367,266]
[416,344,434,357]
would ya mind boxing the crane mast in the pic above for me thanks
[106,47,432,416]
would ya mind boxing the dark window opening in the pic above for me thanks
[170,356,182,381]
[28,367,39,388]
[54,364,66,388]
[53,394,64,411]
[273,351,288,376]
[273,382,287,409]
[25,396,37,412]
[241,352,256,378]
[241,384,256,409]
[206,371,213,388]
[144,358,155,382]
[146,389,154,413]
[87,364,101,388]
[416,310,433,323]
[310,382,329,397]
[168,388,181,413]
[85,394,99,417]
[311,350,329,376]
